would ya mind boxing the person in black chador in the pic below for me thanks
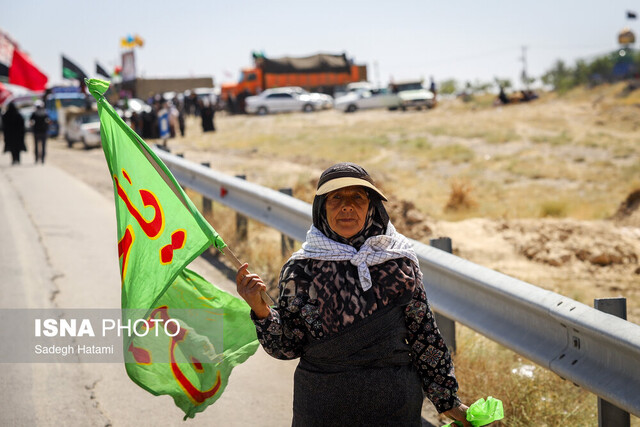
[236,89,251,114]
[175,98,186,137]
[200,99,215,132]
[498,86,510,105]
[30,101,51,164]
[141,109,155,139]
[2,102,27,165]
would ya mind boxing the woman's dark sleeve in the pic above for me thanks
[404,270,462,413]
[250,262,309,360]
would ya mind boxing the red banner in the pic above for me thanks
[8,49,48,91]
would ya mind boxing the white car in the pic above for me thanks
[334,81,375,98]
[245,87,326,115]
[334,88,401,113]
[291,87,333,109]
[65,112,101,149]
[391,81,435,110]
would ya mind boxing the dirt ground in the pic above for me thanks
[45,87,640,325]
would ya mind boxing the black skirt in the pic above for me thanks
[292,302,423,427]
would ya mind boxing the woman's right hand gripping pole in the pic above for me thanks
[236,263,271,319]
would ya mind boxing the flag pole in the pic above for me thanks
[223,246,275,305]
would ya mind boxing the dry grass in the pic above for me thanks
[172,82,640,224]
[452,326,598,426]
[539,200,568,218]
[168,84,640,425]
[445,179,477,212]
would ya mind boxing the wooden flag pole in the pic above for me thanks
[224,246,275,305]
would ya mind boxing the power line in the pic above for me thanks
[422,46,522,66]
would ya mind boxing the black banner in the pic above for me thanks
[96,62,110,79]
[62,55,87,81]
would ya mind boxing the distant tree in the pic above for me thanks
[573,59,590,86]
[493,77,512,90]
[471,80,494,93]
[439,79,458,95]
[589,54,615,82]
[521,74,536,88]
[541,49,638,92]
[541,60,574,93]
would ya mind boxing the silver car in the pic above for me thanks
[334,88,401,113]
[245,87,326,115]
[64,112,101,149]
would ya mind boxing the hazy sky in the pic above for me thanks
[1,0,637,89]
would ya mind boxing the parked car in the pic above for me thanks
[64,111,101,149]
[334,88,401,112]
[333,81,375,98]
[45,91,91,137]
[245,87,326,115]
[390,81,435,110]
[291,87,333,109]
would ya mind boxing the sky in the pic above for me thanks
[1,0,638,91]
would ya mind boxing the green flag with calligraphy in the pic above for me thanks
[87,79,259,419]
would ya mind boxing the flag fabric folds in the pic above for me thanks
[0,82,11,105]
[96,62,110,79]
[86,78,259,419]
[62,55,87,81]
[8,48,48,91]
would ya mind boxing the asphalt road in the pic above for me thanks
[0,148,298,426]
[0,141,441,427]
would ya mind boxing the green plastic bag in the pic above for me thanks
[442,396,504,426]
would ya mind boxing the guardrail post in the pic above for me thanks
[279,188,295,256]
[594,298,630,427]
[235,174,248,241]
[429,237,457,353]
[200,162,212,217]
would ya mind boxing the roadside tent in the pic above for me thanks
[259,53,351,74]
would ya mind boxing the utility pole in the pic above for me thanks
[519,45,529,89]
[373,60,380,88]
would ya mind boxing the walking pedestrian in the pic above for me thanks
[200,99,215,132]
[30,101,50,164]
[2,102,27,165]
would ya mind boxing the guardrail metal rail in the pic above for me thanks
[156,148,640,418]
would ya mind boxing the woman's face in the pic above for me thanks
[325,186,370,239]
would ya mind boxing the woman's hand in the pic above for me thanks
[236,263,271,319]
[443,403,471,427]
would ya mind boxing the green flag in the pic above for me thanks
[87,78,259,419]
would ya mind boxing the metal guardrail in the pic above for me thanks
[155,148,640,417]
[159,151,312,242]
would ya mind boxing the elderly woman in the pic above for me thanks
[237,163,470,426]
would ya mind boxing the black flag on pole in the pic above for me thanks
[62,55,88,81]
[96,62,110,79]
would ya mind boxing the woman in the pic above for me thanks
[2,102,27,165]
[237,162,470,426]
